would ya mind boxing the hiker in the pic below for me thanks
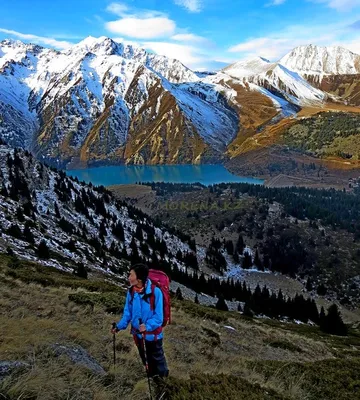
[111,264,169,379]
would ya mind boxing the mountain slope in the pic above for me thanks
[222,57,327,106]
[280,45,360,76]
[0,37,239,167]
[1,254,359,400]
[1,39,360,168]
[0,142,198,274]
[280,45,360,106]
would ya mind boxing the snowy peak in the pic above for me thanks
[0,37,234,166]
[220,44,360,106]
[67,36,123,57]
[0,39,44,69]
[223,56,275,78]
[220,56,325,106]
[280,44,360,75]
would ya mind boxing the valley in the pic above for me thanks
[108,181,360,324]
[1,32,360,400]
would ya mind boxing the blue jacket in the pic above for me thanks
[116,279,164,341]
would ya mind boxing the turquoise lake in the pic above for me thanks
[66,164,264,187]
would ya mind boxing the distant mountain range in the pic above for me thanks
[1,37,359,168]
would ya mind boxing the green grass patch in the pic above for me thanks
[265,340,303,353]
[248,358,360,400]
[172,298,230,323]
[163,374,288,399]
[2,254,122,293]
[68,292,125,313]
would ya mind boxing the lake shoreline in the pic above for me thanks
[66,164,264,187]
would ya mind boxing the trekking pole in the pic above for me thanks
[139,318,153,400]
[112,322,117,367]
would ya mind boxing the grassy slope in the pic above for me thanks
[1,254,360,400]
[226,106,360,188]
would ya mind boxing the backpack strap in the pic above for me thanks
[150,283,156,311]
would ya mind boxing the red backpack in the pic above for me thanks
[148,269,171,327]
[130,269,171,328]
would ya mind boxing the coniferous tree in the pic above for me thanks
[254,250,263,270]
[225,240,234,255]
[99,219,107,241]
[16,207,25,222]
[320,304,348,336]
[159,239,168,258]
[74,195,89,217]
[54,202,61,219]
[319,306,326,325]
[236,234,245,255]
[242,252,253,269]
[23,222,35,244]
[175,287,184,301]
[6,247,14,256]
[9,181,19,201]
[7,224,23,240]
[263,255,270,269]
[135,225,143,241]
[112,221,125,241]
[58,217,75,234]
[176,250,183,261]
[195,293,199,304]
[243,301,254,317]
[65,239,77,252]
[23,201,35,218]
[233,251,240,263]
[189,238,197,252]
[306,277,313,292]
[184,252,199,270]
[140,242,150,256]
[215,295,228,311]
[37,240,50,259]
[1,185,9,198]
[317,283,327,296]
[74,262,88,279]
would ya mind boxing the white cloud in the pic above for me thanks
[311,0,360,11]
[332,37,360,53]
[106,17,176,39]
[266,0,287,6]
[105,3,176,39]
[174,0,202,12]
[228,37,291,59]
[0,28,73,49]
[171,33,213,46]
[143,41,205,67]
[106,2,129,16]
[227,20,360,60]
[105,1,219,69]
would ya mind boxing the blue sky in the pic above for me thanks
[1,0,360,70]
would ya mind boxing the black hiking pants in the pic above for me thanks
[136,338,169,378]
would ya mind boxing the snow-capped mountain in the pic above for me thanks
[0,37,238,168]
[279,44,360,106]
[222,56,327,106]
[223,57,274,78]
[0,38,359,168]
[280,44,360,76]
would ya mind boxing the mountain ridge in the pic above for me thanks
[1,38,360,168]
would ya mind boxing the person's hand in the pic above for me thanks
[111,327,119,334]
[139,324,146,333]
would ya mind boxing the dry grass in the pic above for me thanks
[0,255,359,399]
